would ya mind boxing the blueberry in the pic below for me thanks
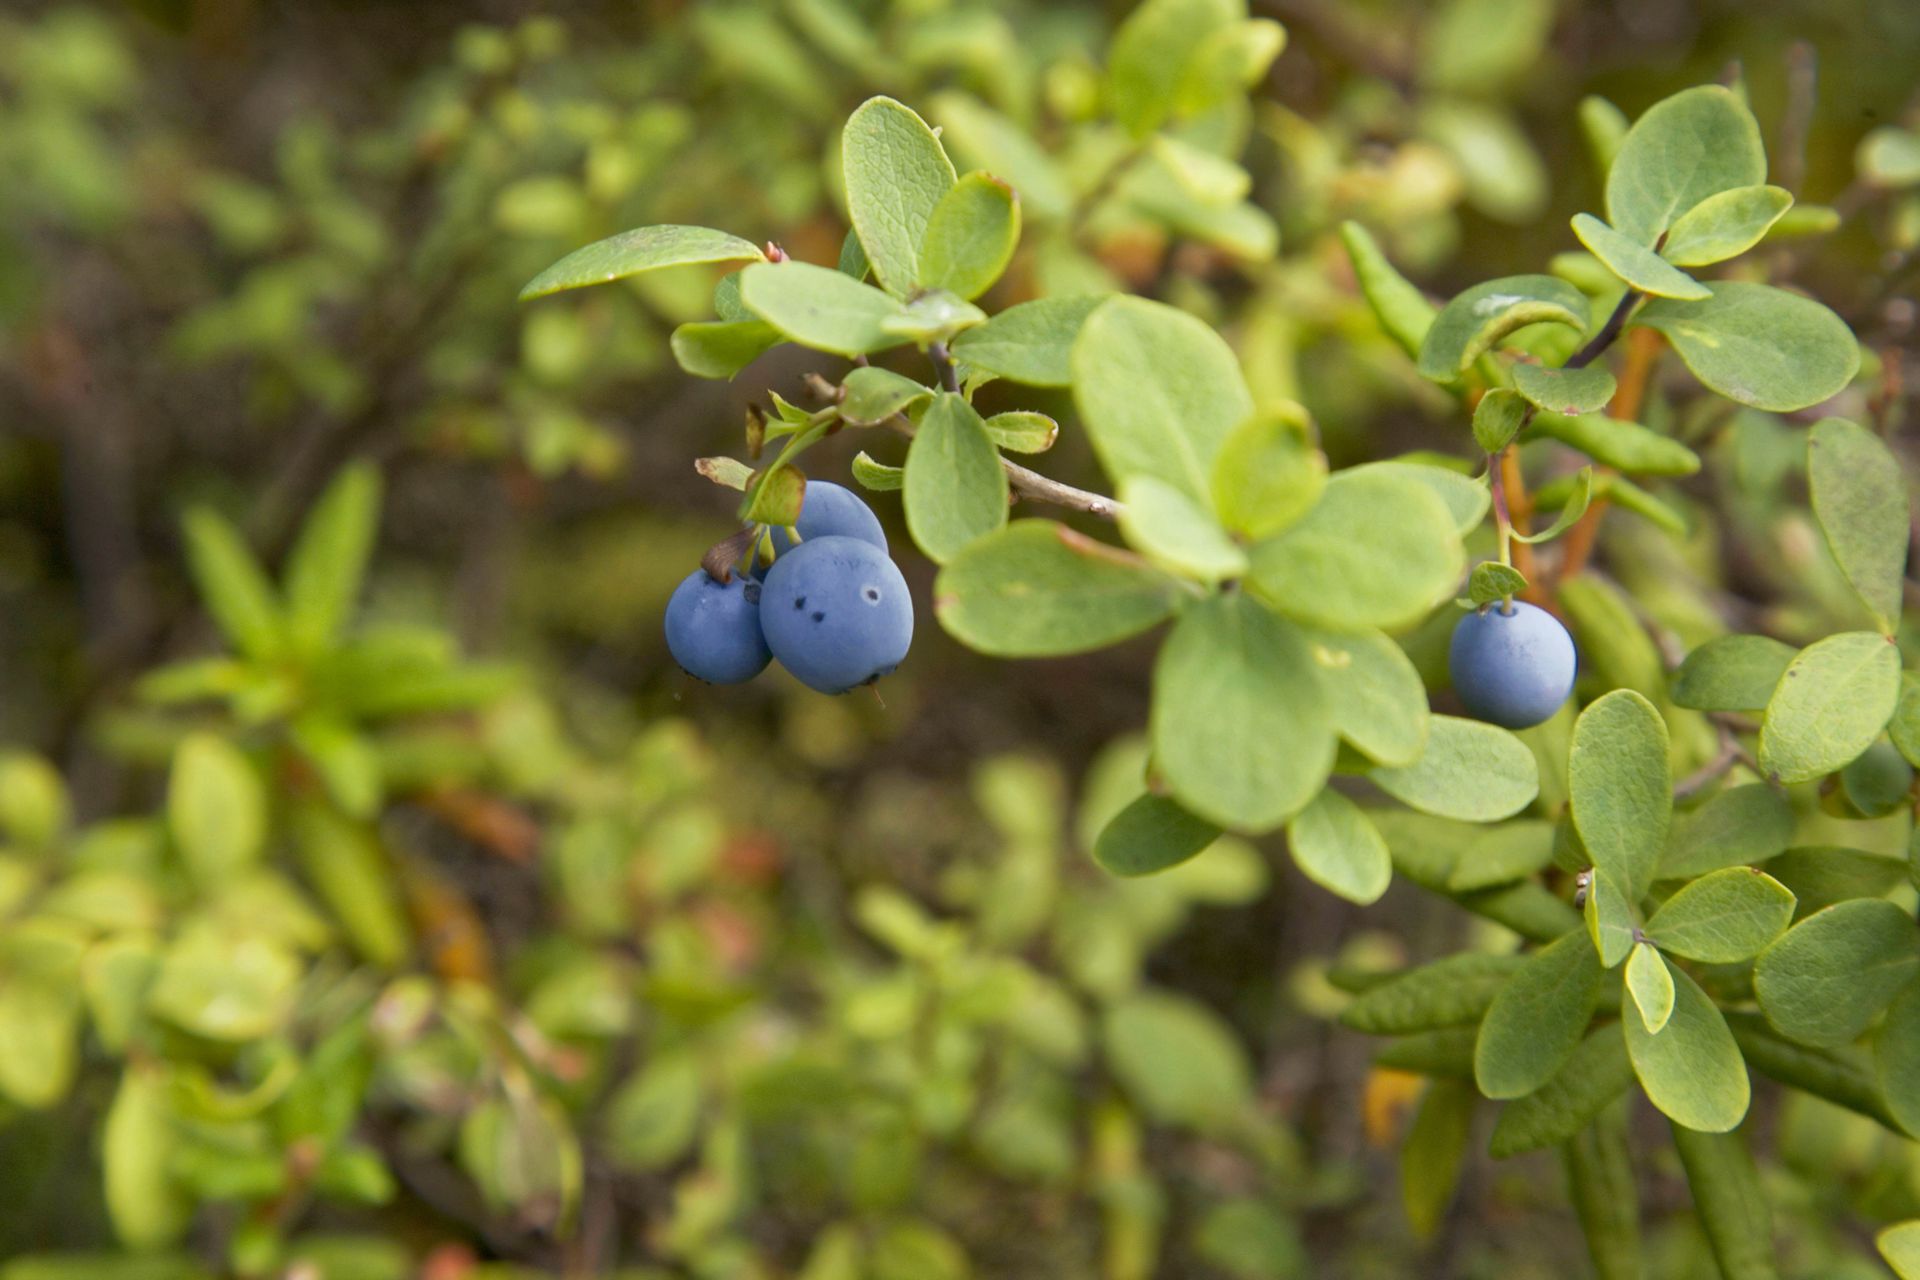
[768,482,887,558]
[663,569,772,684]
[759,535,913,693]
[1448,600,1577,729]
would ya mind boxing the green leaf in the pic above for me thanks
[1401,1077,1474,1238]
[518,225,764,301]
[1522,411,1700,476]
[284,462,379,654]
[1210,412,1326,540]
[1472,387,1529,453]
[879,289,987,344]
[841,96,956,296]
[1511,364,1617,416]
[1757,631,1900,783]
[1488,1028,1633,1157]
[1859,126,1920,188]
[1073,296,1253,503]
[739,260,909,356]
[1473,930,1604,1099]
[741,463,807,527]
[1467,562,1528,607]
[1561,1101,1643,1280]
[168,734,265,888]
[1571,690,1670,902]
[905,393,1009,564]
[1661,184,1794,266]
[1285,788,1391,905]
[1625,957,1748,1130]
[1175,17,1285,116]
[1106,0,1238,137]
[918,171,1019,300]
[933,521,1180,656]
[1729,1013,1895,1129]
[1349,460,1492,537]
[950,295,1104,387]
[1152,595,1333,831]
[292,804,408,966]
[1634,282,1860,412]
[1416,275,1591,381]
[1305,627,1431,768]
[1880,1221,1920,1280]
[104,1066,188,1249]
[1672,635,1796,712]
[1248,469,1463,630]
[607,1050,702,1172]
[1605,86,1765,245]
[1150,135,1251,204]
[840,367,933,426]
[0,968,77,1109]
[851,452,903,491]
[1093,794,1221,877]
[1103,989,1251,1127]
[1584,869,1636,969]
[1659,784,1796,879]
[1894,674,1920,769]
[1874,980,1920,1138]
[670,319,781,379]
[148,926,300,1042]
[695,456,751,494]
[1670,1126,1777,1280]
[1339,220,1435,359]
[1371,716,1539,822]
[1512,467,1594,545]
[1645,868,1795,962]
[1340,953,1525,1035]
[1842,740,1914,816]
[1624,941,1675,1033]
[981,411,1057,453]
[1579,96,1629,173]
[182,507,283,660]
[1754,899,1920,1047]
[1118,476,1246,582]
[929,90,1072,221]
[1809,417,1909,632]
[1571,213,1709,298]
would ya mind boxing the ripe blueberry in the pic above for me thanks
[768,481,887,558]
[1448,600,1577,729]
[663,568,772,684]
[760,535,913,694]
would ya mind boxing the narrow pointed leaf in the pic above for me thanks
[1489,1028,1634,1157]
[1571,690,1671,901]
[1808,417,1909,632]
[1670,1126,1777,1279]
[518,225,763,301]
[1625,942,1675,1033]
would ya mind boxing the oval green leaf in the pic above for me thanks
[1757,630,1900,784]
[934,521,1181,657]
[1570,690,1671,901]
[1416,274,1592,381]
[842,96,956,296]
[1473,929,1604,1099]
[518,225,765,301]
[1371,715,1539,822]
[904,392,1009,564]
[1809,417,1909,633]
[1634,282,1860,413]
[1755,899,1920,1047]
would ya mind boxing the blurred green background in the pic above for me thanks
[0,0,1918,1277]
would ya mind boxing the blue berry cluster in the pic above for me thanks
[665,482,913,694]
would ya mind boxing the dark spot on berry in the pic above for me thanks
[812,611,826,622]
[863,587,880,602]
[793,596,806,610]
[742,583,760,605]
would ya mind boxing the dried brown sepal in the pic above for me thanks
[745,404,767,459]
[701,527,760,582]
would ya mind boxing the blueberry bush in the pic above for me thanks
[7,0,1920,1277]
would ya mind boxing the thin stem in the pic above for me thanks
[1489,448,1515,570]
[1565,289,1643,370]
[804,370,1123,520]
[927,343,962,394]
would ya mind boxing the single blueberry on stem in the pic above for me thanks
[1448,599,1577,729]
[664,569,773,684]
[760,535,913,694]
